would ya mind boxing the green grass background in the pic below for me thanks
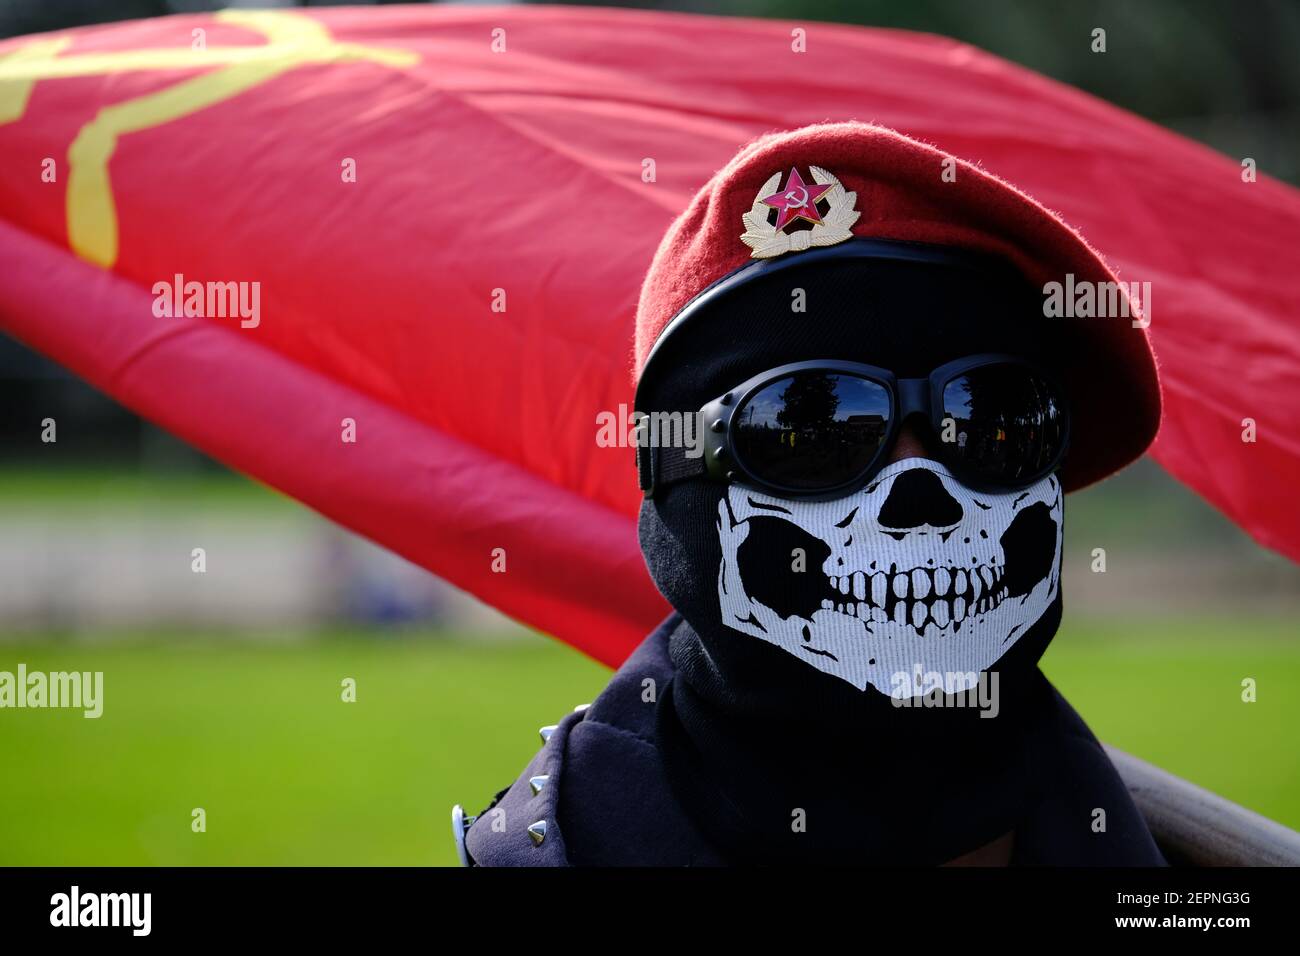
[0,463,1294,863]
[0,618,1295,866]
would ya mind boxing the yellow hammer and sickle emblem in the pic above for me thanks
[0,10,418,268]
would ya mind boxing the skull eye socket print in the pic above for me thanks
[716,458,1063,694]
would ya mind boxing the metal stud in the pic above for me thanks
[573,703,591,713]
[719,393,733,405]
[527,820,547,845]
[710,418,725,433]
[451,804,476,867]
[538,724,557,743]
[529,774,549,796]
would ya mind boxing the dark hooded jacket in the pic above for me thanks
[462,613,1164,866]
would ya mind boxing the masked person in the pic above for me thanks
[456,122,1165,866]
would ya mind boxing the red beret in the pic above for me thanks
[633,122,1161,492]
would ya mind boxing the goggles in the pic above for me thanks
[638,353,1069,500]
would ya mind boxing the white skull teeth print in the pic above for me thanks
[716,458,1063,695]
[822,560,1009,626]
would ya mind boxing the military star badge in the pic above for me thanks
[740,165,860,259]
[761,167,833,231]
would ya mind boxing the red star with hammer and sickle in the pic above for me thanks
[760,167,833,232]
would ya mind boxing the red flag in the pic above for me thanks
[0,6,1296,666]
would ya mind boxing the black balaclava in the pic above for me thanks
[637,243,1067,865]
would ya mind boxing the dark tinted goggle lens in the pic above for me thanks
[731,372,891,491]
[941,364,1066,484]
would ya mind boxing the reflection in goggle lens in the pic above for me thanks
[732,373,892,490]
[941,365,1066,483]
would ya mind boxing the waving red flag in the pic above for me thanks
[0,6,1296,666]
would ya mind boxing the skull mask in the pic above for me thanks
[716,458,1063,695]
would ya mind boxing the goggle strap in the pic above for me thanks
[638,441,708,498]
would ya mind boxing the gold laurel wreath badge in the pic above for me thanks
[740,166,861,259]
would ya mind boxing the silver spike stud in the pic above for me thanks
[538,724,557,743]
[527,820,547,846]
[529,774,549,796]
[451,804,476,867]
[573,703,591,713]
